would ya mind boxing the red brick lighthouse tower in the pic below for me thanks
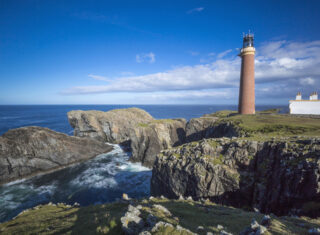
[238,32,255,114]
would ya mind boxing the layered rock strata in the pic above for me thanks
[68,108,186,167]
[0,126,113,184]
[151,137,320,217]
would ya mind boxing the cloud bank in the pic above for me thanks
[62,40,320,103]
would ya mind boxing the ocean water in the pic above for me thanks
[0,104,288,222]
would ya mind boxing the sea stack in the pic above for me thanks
[238,32,255,114]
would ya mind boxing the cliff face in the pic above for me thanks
[151,137,320,217]
[68,108,154,143]
[185,117,241,142]
[0,126,113,184]
[68,108,186,167]
[129,119,186,167]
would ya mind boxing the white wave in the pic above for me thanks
[118,162,150,172]
[4,178,27,186]
[35,183,57,195]
[71,173,117,188]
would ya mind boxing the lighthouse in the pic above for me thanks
[238,32,256,114]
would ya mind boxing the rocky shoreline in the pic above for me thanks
[68,108,186,167]
[151,137,320,217]
[1,107,320,233]
[0,126,113,185]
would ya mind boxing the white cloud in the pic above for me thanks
[62,40,320,102]
[136,52,155,63]
[149,90,232,100]
[187,7,204,14]
[217,49,233,59]
[88,74,112,81]
[300,77,315,85]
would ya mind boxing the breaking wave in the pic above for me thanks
[0,144,151,222]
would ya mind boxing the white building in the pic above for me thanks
[289,92,320,114]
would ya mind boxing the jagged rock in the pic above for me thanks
[153,204,172,216]
[139,231,151,235]
[151,221,174,232]
[260,215,271,226]
[186,117,219,142]
[0,126,113,184]
[68,108,186,167]
[176,224,196,234]
[121,205,144,235]
[151,137,320,217]
[220,230,233,235]
[122,193,130,201]
[309,228,320,234]
[250,219,260,230]
[187,196,193,201]
[197,225,204,232]
[217,224,224,230]
[240,219,267,235]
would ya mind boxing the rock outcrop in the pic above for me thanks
[68,108,154,142]
[0,126,113,184]
[68,108,186,167]
[185,115,245,143]
[151,137,320,217]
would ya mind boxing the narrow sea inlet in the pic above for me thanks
[0,144,151,223]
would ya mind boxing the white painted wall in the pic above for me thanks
[289,101,320,114]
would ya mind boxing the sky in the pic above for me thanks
[0,0,320,105]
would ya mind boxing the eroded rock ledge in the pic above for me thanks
[0,126,113,184]
[151,137,320,217]
[68,108,186,167]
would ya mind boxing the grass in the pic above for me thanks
[214,112,320,139]
[1,198,319,235]
[137,119,178,128]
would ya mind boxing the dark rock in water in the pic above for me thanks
[0,126,113,184]
[151,137,320,217]
[68,108,186,167]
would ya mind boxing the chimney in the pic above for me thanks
[296,92,302,100]
[314,92,318,100]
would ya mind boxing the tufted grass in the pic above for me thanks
[1,199,320,235]
[210,111,320,138]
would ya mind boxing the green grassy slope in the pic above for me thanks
[206,110,320,139]
[1,198,319,235]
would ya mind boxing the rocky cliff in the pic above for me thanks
[0,126,113,184]
[68,108,186,167]
[185,116,243,142]
[151,137,320,217]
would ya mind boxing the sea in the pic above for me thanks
[0,104,288,222]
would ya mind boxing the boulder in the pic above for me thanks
[0,126,112,184]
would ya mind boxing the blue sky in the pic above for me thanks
[1,0,320,104]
